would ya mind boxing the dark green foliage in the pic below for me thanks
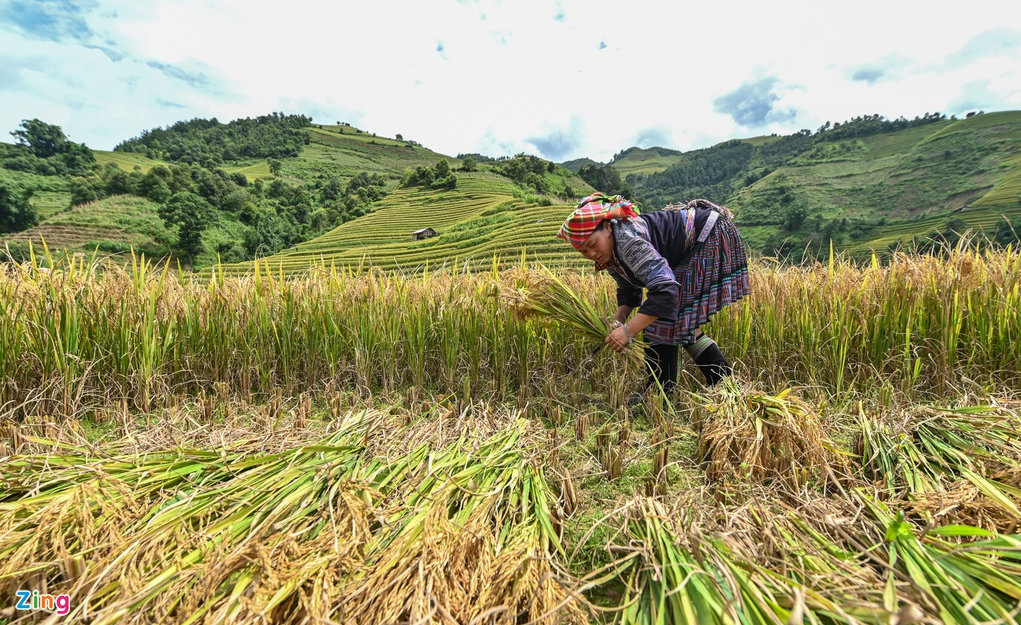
[780,199,808,232]
[158,192,215,263]
[815,112,946,141]
[993,216,1021,248]
[114,113,312,165]
[460,157,477,172]
[455,152,495,164]
[639,140,754,208]
[11,119,68,158]
[495,155,556,192]
[243,204,297,257]
[577,163,622,196]
[0,183,37,234]
[68,176,104,206]
[401,160,458,190]
[58,149,389,267]
[3,119,97,177]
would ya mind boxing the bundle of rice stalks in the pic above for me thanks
[613,498,732,624]
[611,498,880,625]
[343,421,585,625]
[509,266,644,368]
[693,381,831,486]
[904,480,1021,534]
[0,418,378,624]
[863,496,1021,624]
[699,493,891,623]
[854,404,1021,521]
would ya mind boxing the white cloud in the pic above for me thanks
[1,0,1019,161]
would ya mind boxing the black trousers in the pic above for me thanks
[644,335,732,390]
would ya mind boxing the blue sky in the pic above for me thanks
[1,0,1019,162]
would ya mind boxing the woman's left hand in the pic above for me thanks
[605,324,631,352]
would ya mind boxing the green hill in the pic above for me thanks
[212,174,588,275]
[1,121,462,266]
[2,118,592,270]
[3,111,1020,271]
[609,146,684,177]
[724,111,1021,257]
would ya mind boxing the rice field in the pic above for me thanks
[211,176,588,275]
[2,242,1021,623]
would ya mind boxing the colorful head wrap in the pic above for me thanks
[557,193,639,249]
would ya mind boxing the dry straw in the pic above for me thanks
[692,380,830,486]
[0,410,586,624]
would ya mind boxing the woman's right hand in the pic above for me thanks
[606,322,631,352]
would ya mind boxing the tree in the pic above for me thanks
[11,119,67,158]
[268,159,283,175]
[395,134,403,141]
[0,184,37,234]
[460,157,477,172]
[780,200,808,232]
[159,192,215,264]
[577,164,621,195]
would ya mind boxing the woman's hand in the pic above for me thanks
[605,322,632,352]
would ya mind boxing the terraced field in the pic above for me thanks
[213,174,587,275]
[2,194,171,258]
[730,112,1021,254]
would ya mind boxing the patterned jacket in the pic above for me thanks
[605,206,718,320]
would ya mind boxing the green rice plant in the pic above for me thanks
[614,498,732,624]
[611,498,879,625]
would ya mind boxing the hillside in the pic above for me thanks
[629,111,1021,259]
[608,146,684,177]
[4,111,1020,271]
[211,174,588,275]
[1,122,462,266]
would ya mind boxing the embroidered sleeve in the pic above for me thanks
[616,223,679,321]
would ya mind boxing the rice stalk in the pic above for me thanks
[862,495,1021,624]
[509,265,645,369]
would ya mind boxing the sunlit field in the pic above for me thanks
[2,242,1020,624]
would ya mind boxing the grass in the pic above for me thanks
[94,149,164,173]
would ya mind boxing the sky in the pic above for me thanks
[1,0,1020,163]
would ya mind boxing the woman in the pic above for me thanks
[557,192,750,395]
